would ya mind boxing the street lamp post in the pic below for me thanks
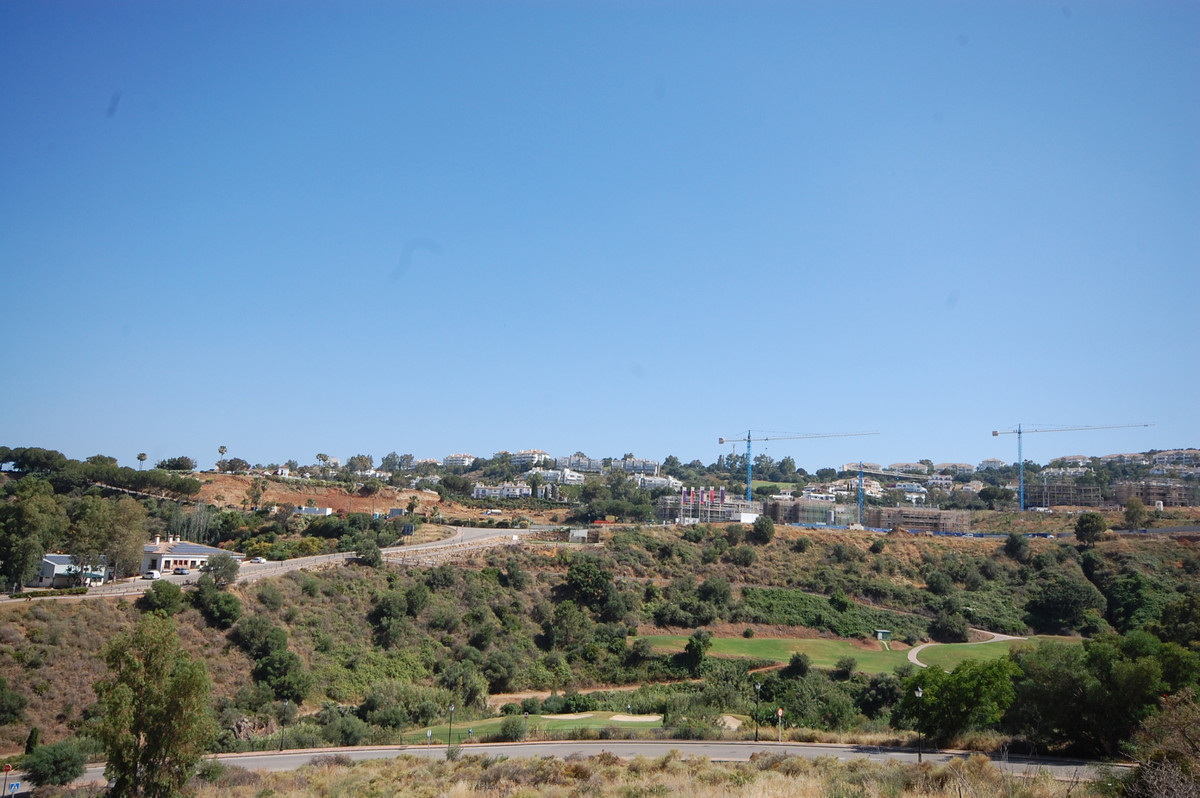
[448,704,455,747]
[754,683,761,742]
[279,700,289,752]
[915,687,924,764]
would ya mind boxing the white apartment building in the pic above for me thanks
[978,458,1007,471]
[472,482,533,500]
[1152,449,1200,466]
[611,458,660,475]
[556,455,605,473]
[927,473,955,491]
[443,453,475,467]
[525,467,586,485]
[637,474,683,491]
[511,449,552,468]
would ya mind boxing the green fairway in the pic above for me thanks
[916,635,1081,671]
[639,634,909,674]
[399,712,664,744]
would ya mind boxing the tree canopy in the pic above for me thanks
[93,614,216,797]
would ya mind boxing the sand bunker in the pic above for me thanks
[610,714,662,722]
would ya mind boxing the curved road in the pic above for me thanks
[37,739,1115,794]
[907,630,1028,668]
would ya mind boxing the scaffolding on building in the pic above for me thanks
[1115,480,1199,508]
[764,499,857,527]
[657,494,763,524]
[866,506,971,534]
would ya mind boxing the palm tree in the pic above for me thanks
[137,452,147,470]
[219,445,227,459]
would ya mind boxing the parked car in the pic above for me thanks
[173,566,190,575]
[249,557,267,564]
[142,570,161,580]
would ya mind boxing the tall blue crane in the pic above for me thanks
[991,423,1152,511]
[718,430,879,501]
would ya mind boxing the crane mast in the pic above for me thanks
[991,423,1152,510]
[719,430,879,502]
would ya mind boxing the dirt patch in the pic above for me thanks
[193,472,564,524]
[720,715,743,729]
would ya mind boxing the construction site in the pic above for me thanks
[865,506,971,534]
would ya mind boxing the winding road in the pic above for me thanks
[907,631,1028,668]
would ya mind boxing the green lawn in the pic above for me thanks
[640,634,909,674]
[641,634,1084,675]
[916,636,1080,671]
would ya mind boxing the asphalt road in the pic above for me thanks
[46,739,1114,793]
[3,525,540,602]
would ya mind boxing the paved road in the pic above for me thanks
[908,630,1028,669]
[3,526,542,602]
[49,739,1115,793]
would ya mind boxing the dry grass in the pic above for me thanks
[172,751,1106,798]
[0,596,255,753]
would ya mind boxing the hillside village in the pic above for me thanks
[1,443,1198,797]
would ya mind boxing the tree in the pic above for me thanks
[140,580,183,616]
[355,535,383,568]
[979,486,1015,510]
[137,453,147,470]
[346,454,374,474]
[0,480,69,591]
[900,658,1019,745]
[1025,572,1107,633]
[23,739,86,787]
[1075,512,1107,548]
[202,553,240,588]
[154,456,196,472]
[684,628,713,674]
[1124,497,1149,530]
[750,515,775,544]
[218,445,227,459]
[94,614,216,798]
[526,471,544,500]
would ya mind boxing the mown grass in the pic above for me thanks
[916,635,1081,671]
[639,634,910,673]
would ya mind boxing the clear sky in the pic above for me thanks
[2,1,1196,473]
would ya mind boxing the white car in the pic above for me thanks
[249,557,267,564]
[142,570,161,580]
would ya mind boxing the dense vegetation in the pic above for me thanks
[2,448,1199,794]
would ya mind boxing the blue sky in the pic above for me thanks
[2,1,1196,473]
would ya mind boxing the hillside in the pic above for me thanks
[4,524,1198,761]
[193,472,563,525]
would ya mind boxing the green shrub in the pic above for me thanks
[257,583,284,611]
[140,580,184,615]
[23,739,86,786]
[499,714,527,741]
[728,545,757,567]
